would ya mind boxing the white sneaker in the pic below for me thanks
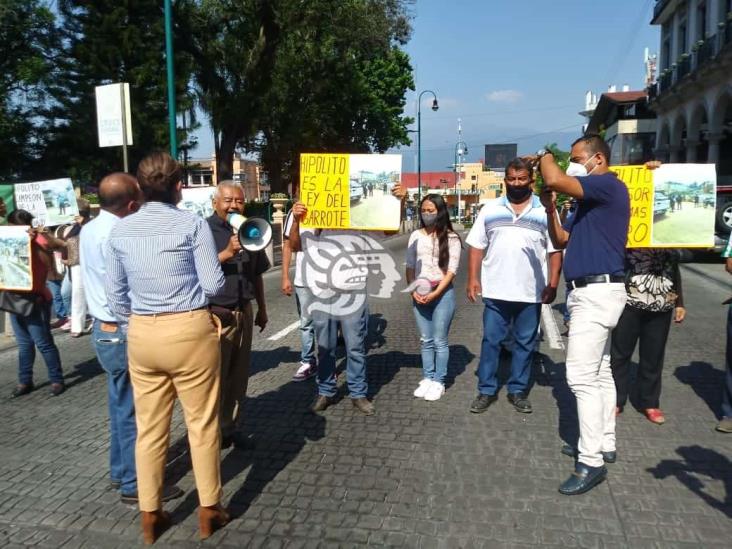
[292,362,316,381]
[424,382,445,401]
[413,378,432,398]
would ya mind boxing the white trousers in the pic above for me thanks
[565,283,627,467]
[69,265,87,333]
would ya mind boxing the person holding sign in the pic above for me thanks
[406,194,462,402]
[5,210,64,398]
[287,185,407,416]
[533,134,630,496]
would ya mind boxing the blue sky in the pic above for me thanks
[192,0,660,172]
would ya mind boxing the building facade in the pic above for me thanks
[184,155,270,201]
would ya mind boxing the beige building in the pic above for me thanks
[185,155,270,201]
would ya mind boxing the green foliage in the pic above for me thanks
[0,0,59,180]
[534,142,571,206]
[39,0,196,185]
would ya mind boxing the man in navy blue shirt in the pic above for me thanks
[532,135,630,495]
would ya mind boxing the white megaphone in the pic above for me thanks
[226,213,272,252]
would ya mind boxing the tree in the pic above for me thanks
[257,0,415,193]
[0,0,59,180]
[41,0,195,185]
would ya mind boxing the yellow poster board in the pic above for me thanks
[611,163,716,248]
[610,165,654,247]
[299,153,402,230]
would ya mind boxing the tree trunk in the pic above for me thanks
[216,130,237,182]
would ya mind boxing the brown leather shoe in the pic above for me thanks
[199,504,230,540]
[310,395,334,413]
[351,397,374,415]
[141,510,171,545]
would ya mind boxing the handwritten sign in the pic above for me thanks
[611,163,716,248]
[300,154,350,229]
[610,165,653,247]
[14,178,79,228]
[299,153,402,230]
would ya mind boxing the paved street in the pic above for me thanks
[0,233,730,548]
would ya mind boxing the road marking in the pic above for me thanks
[541,304,565,351]
[267,320,300,341]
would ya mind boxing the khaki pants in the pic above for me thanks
[128,309,222,511]
[219,301,254,438]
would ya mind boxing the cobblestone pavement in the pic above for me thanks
[0,234,730,548]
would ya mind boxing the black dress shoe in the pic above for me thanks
[50,383,65,396]
[560,444,617,464]
[558,463,607,495]
[110,480,121,490]
[222,432,256,451]
[310,395,334,413]
[121,484,184,505]
[507,392,532,413]
[11,383,34,397]
[351,397,375,416]
[469,394,497,413]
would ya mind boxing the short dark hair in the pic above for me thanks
[7,209,34,226]
[572,134,611,163]
[136,152,181,203]
[505,157,534,178]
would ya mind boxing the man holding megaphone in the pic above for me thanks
[207,181,270,450]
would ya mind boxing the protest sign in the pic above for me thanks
[299,153,402,230]
[611,163,716,248]
[14,179,79,227]
[178,187,216,219]
[0,226,33,291]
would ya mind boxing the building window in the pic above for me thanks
[677,19,687,58]
[697,1,707,39]
[661,22,672,69]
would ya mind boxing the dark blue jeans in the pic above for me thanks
[413,286,456,384]
[10,302,63,386]
[722,305,732,419]
[92,320,137,493]
[477,298,541,396]
[46,280,67,319]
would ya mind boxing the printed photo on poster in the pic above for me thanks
[178,187,216,218]
[13,179,79,227]
[300,153,402,230]
[0,226,33,291]
[650,163,716,247]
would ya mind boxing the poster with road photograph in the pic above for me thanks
[651,163,716,247]
[0,226,33,291]
[178,187,216,219]
[13,178,79,227]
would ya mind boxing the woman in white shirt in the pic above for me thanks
[405,194,462,401]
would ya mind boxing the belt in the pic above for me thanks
[568,274,625,289]
[140,306,207,317]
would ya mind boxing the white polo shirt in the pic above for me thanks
[465,195,556,303]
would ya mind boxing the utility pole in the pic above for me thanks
[164,0,177,158]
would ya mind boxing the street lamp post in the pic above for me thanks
[454,140,468,222]
[164,0,177,158]
[417,90,439,203]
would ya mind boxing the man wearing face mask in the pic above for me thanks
[533,134,630,496]
[466,158,562,415]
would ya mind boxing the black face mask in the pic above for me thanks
[505,184,532,203]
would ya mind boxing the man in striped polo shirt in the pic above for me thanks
[466,157,562,415]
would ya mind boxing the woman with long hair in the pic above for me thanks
[405,194,462,401]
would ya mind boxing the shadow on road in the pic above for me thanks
[674,361,724,418]
[534,354,579,446]
[63,357,104,390]
[647,445,732,519]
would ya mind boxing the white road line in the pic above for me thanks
[541,304,566,351]
[267,320,300,341]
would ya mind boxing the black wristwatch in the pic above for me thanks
[536,148,553,160]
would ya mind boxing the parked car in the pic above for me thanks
[653,190,671,217]
[349,180,363,203]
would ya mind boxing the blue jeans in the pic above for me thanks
[46,280,67,319]
[413,285,456,384]
[722,305,732,419]
[295,286,316,365]
[92,320,137,493]
[477,298,541,396]
[311,294,369,398]
[10,302,63,385]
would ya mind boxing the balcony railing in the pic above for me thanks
[652,19,732,100]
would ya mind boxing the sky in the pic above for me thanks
[192,0,661,173]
